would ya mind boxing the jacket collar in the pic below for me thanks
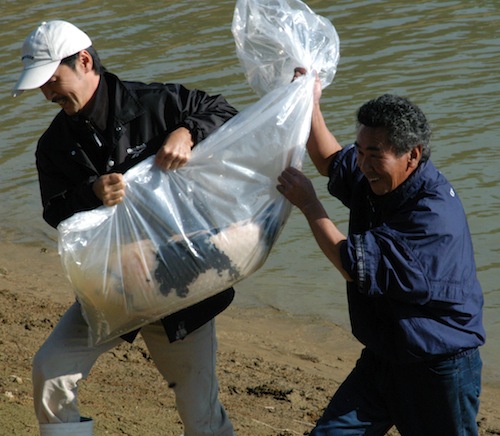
[78,75,109,131]
[104,72,146,125]
[67,71,146,129]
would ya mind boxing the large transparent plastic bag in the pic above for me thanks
[58,0,340,346]
[233,0,339,96]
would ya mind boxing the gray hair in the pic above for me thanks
[357,94,431,161]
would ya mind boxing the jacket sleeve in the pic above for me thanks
[341,226,432,304]
[160,84,238,144]
[36,139,102,229]
[340,212,476,307]
[327,144,361,209]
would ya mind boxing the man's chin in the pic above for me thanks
[62,107,77,116]
[369,184,389,196]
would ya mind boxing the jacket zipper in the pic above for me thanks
[84,119,103,148]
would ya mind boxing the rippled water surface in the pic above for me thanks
[1,0,498,382]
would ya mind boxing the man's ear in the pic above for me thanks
[408,144,423,169]
[78,50,94,72]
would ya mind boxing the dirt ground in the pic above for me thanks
[1,241,499,436]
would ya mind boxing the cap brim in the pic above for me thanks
[11,60,61,97]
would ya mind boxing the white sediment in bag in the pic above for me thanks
[58,0,340,345]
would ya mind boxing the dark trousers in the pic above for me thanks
[311,347,482,436]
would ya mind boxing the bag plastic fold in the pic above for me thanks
[58,0,340,345]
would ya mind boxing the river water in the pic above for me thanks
[1,0,499,383]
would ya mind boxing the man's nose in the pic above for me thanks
[40,84,54,101]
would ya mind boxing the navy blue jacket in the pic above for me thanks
[329,145,485,363]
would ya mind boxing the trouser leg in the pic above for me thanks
[310,348,393,436]
[32,301,121,427]
[389,348,482,436]
[311,347,482,436]
[141,318,235,436]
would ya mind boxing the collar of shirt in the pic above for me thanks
[72,75,109,133]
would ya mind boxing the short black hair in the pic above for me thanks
[60,46,106,75]
[357,94,431,161]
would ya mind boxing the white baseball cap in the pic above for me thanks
[12,20,92,97]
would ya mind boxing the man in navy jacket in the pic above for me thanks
[278,70,485,435]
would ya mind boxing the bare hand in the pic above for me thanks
[154,127,194,170]
[93,173,126,206]
[292,67,307,81]
[277,167,318,212]
[293,67,322,106]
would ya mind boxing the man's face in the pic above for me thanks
[355,125,416,196]
[39,57,94,116]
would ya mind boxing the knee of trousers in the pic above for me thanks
[32,344,86,404]
[32,344,64,385]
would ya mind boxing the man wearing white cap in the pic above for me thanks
[13,20,237,436]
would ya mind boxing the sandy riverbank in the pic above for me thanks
[0,241,498,435]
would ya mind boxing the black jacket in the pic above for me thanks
[36,71,238,342]
[36,72,238,227]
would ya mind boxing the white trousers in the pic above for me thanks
[33,302,234,436]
